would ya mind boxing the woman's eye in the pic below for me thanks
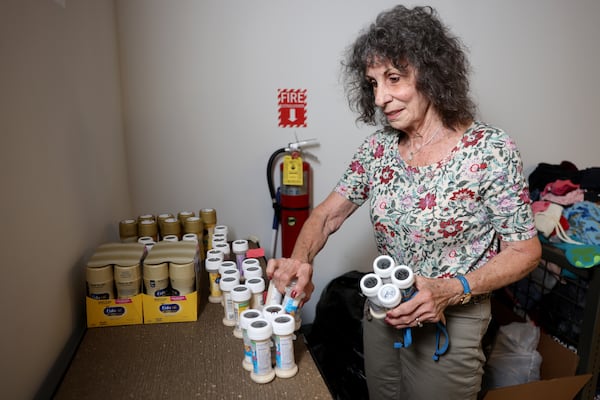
[388,75,401,84]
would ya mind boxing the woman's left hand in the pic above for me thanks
[383,275,454,328]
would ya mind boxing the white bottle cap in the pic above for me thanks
[377,284,401,308]
[206,249,224,261]
[242,258,260,268]
[272,314,295,336]
[244,266,263,280]
[263,304,284,324]
[219,260,237,274]
[182,233,198,243]
[221,268,240,281]
[219,276,239,292]
[213,242,230,256]
[360,273,383,297]
[214,225,228,238]
[247,318,273,341]
[240,309,262,330]
[231,285,251,302]
[232,239,249,253]
[204,257,222,273]
[246,277,266,293]
[391,265,415,290]
[373,255,395,279]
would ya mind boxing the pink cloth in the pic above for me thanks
[540,189,585,206]
[541,179,579,196]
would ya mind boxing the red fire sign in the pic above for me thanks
[278,88,307,128]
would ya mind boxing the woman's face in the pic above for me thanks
[366,61,431,132]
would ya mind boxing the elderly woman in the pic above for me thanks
[267,5,541,399]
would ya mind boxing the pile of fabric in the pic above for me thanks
[529,162,600,269]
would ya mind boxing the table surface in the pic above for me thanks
[55,292,333,399]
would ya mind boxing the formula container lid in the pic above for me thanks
[221,268,240,281]
[373,255,395,279]
[244,266,263,280]
[242,258,260,268]
[240,309,262,330]
[219,276,240,291]
[178,211,195,225]
[232,239,249,253]
[144,241,197,265]
[161,218,181,236]
[360,273,382,297]
[86,264,113,283]
[114,264,141,281]
[182,233,198,243]
[138,219,157,236]
[169,262,196,279]
[206,248,224,261]
[204,257,222,272]
[87,242,145,268]
[248,318,273,341]
[162,235,179,242]
[272,314,295,336]
[231,285,251,302]
[214,225,228,238]
[391,265,415,290]
[143,262,169,279]
[213,242,230,256]
[263,304,284,324]
[377,284,401,308]
[219,261,238,274]
[199,208,217,225]
[119,219,138,237]
[246,277,265,293]
[183,216,203,234]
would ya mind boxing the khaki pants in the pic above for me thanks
[363,299,491,400]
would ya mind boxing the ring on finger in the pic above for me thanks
[415,317,423,328]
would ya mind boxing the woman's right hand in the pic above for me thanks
[266,257,315,304]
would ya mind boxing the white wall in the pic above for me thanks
[0,1,130,399]
[117,0,600,324]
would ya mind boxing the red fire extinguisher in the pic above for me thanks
[267,139,318,259]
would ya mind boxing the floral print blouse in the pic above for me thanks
[334,121,537,278]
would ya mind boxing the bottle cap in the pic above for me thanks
[204,257,222,273]
[373,255,395,279]
[232,239,249,253]
[221,268,240,281]
[377,283,401,308]
[391,265,415,289]
[206,249,224,261]
[247,318,273,341]
[263,304,284,324]
[360,273,382,297]
[246,277,265,293]
[244,266,263,280]
[240,309,262,330]
[219,261,238,274]
[272,314,295,336]
[219,276,239,292]
[231,285,251,302]
[214,242,230,256]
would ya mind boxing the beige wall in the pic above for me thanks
[0,1,131,398]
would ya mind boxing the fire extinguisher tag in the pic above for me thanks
[282,155,303,186]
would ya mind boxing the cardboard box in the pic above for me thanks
[85,243,146,328]
[142,241,200,324]
[483,301,592,399]
[86,296,143,328]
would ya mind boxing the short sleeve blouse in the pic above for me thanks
[334,121,537,278]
